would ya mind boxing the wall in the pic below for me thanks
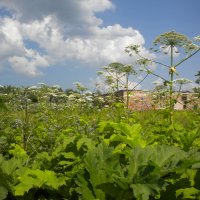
[118,90,200,111]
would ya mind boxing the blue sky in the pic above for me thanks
[0,0,199,91]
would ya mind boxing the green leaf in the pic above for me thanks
[53,135,76,155]
[76,137,95,151]
[98,121,146,148]
[0,186,8,200]
[58,160,75,166]
[176,187,200,199]
[9,144,29,161]
[0,155,22,198]
[61,152,76,159]
[96,182,132,200]
[128,145,187,179]
[77,143,121,200]
[180,169,197,186]
[14,169,66,196]
[76,174,96,200]
[126,145,188,199]
[131,183,161,200]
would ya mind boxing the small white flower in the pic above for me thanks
[152,95,157,99]
[28,86,37,90]
[173,78,192,84]
[97,97,104,102]
[194,36,200,42]
[85,91,92,95]
[37,82,46,86]
[128,94,133,97]
[52,85,61,89]
[68,94,75,99]
[85,96,93,101]
[60,94,67,98]
[41,95,48,99]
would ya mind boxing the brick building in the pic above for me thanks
[117,90,200,110]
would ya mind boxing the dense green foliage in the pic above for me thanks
[0,85,200,200]
[0,30,199,199]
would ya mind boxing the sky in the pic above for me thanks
[0,0,199,91]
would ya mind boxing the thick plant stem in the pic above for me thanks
[169,45,174,124]
[116,73,120,101]
[23,95,28,150]
[126,74,129,108]
[116,72,119,93]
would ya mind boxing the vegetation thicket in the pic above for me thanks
[0,31,200,200]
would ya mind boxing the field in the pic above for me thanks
[0,86,200,200]
[0,0,200,199]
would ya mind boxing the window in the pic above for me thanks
[181,95,187,101]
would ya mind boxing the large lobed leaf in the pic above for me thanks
[14,169,67,196]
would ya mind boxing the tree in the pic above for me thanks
[193,71,200,94]
[195,71,200,84]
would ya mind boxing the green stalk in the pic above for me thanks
[116,72,119,101]
[126,73,129,108]
[169,45,174,124]
[23,92,28,150]
[116,72,119,93]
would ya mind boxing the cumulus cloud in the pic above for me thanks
[0,18,24,60]
[9,49,50,76]
[0,0,113,29]
[0,0,152,77]
[0,18,50,76]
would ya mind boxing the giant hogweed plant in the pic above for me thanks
[125,31,200,124]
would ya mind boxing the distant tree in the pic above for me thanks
[0,85,20,94]
[193,71,200,94]
[65,88,79,95]
[195,71,200,84]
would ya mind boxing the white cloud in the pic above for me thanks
[0,18,25,60]
[63,25,145,65]
[0,17,51,76]
[9,49,50,76]
[152,78,164,86]
[179,82,199,91]
[0,0,153,77]
[0,0,113,27]
[80,0,114,12]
